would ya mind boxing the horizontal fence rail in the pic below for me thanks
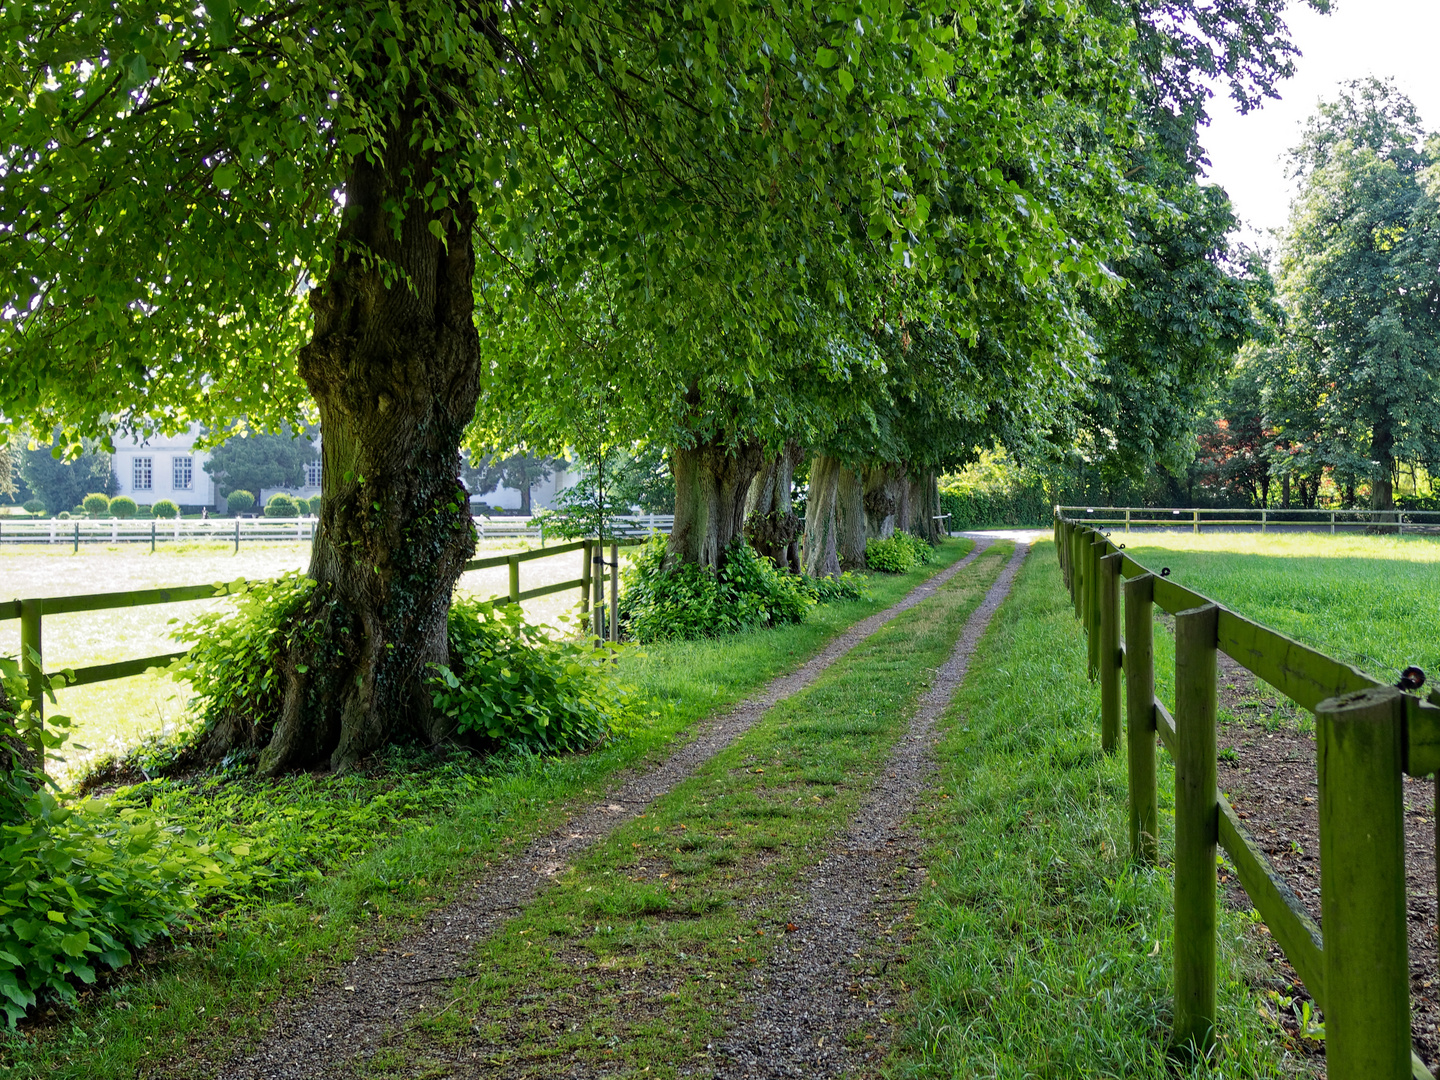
[1055,510,1440,1080]
[2,531,665,756]
[1060,505,1440,535]
[0,514,676,548]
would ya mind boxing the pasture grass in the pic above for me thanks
[1122,531,1440,685]
[900,543,1314,1079]
[0,541,973,1078]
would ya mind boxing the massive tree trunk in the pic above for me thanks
[802,453,843,578]
[1370,422,1397,532]
[909,470,943,543]
[668,437,765,571]
[744,442,803,572]
[198,123,481,775]
[837,465,867,569]
[1371,423,1395,512]
[862,464,907,539]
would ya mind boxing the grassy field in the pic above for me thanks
[1122,531,1440,684]
[0,539,614,779]
[0,541,977,1078]
[903,542,1311,1078]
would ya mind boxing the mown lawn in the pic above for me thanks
[0,541,973,1078]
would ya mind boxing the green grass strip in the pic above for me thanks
[898,542,1314,1079]
[0,541,976,1079]
[354,545,1016,1078]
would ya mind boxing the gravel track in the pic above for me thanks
[712,542,1029,1078]
[192,544,992,1080]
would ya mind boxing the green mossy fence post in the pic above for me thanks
[1174,602,1219,1052]
[1317,685,1410,1080]
[1087,534,1104,679]
[1071,527,1084,621]
[1099,550,1121,753]
[581,540,593,621]
[609,542,620,644]
[1124,572,1158,864]
[18,598,43,762]
[507,554,520,605]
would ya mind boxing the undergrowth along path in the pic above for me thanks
[712,542,1029,1077]
[215,542,994,1080]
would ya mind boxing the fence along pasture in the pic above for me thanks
[1054,510,1440,1079]
[0,514,675,550]
[2,532,662,758]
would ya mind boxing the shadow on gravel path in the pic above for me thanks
[205,543,994,1080]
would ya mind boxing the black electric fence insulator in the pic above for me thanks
[1160,567,1171,577]
[1397,666,1426,692]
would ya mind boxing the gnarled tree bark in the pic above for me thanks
[198,119,481,776]
[744,442,803,572]
[802,453,843,578]
[862,463,908,539]
[668,437,765,571]
[837,465,867,569]
[909,469,943,544]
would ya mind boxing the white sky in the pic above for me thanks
[1201,0,1440,249]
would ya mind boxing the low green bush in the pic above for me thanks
[429,598,640,752]
[226,490,255,515]
[264,493,300,518]
[0,661,231,1026]
[618,537,864,643]
[21,501,44,515]
[56,512,70,520]
[151,499,180,519]
[109,495,138,519]
[865,531,935,573]
[167,573,317,746]
[305,495,322,515]
[81,493,110,516]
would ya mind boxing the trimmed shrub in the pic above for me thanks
[226,490,255,515]
[264,493,300,518]
[864,531,936,574]
[21,500,44,515]
[56,512,70,520]
[429,598,639,752]
[81,493,110,516]
[151,500,180,519]
[304,496,322,515]
[618,537,864,643]
[109,496,138,519]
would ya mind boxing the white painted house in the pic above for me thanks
[112,425,576,514]
[110,425,220,511]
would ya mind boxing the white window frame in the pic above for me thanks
[133,456,153,491]
[173,455,193,490]
[305,461,322,487]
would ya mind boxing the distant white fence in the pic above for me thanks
[0,514,675,548]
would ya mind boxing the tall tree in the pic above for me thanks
[3,0,1093,770]
[16,436,115,514]
[1277,79,1440,512]
[204,429,319,498]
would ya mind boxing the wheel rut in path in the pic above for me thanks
[204,543,993,1080]
[713,542,1030,1079]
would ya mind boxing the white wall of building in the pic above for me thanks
[470,463,581,512]
[111,425,219,510]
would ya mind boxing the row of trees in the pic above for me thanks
[1,0,1325,770]
[1075,79,1440,512]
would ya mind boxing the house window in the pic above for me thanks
[133,457,153,491]
[305,461,322,487]
[173,455,193,490]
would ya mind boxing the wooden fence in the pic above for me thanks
[0,514,675,549]
[1,536,654,738]
[1054,511,1440,1079]
[1061,505,1440,534]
